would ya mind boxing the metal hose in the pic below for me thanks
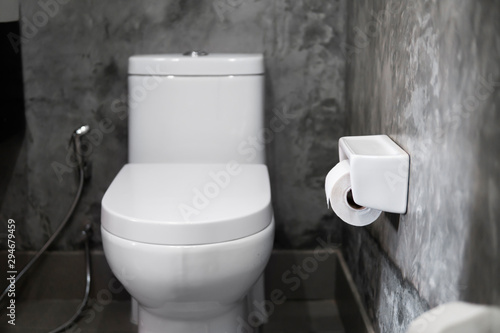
[48,224,92,333]
[0,165,85,301]
[0,125,92,331]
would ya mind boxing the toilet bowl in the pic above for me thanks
[101,53,274,333]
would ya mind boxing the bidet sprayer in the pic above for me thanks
[70,124,91,179]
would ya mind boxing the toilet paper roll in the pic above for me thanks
[325,160,381,226]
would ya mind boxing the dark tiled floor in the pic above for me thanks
[262,300,344,333]
[0,299,344,333]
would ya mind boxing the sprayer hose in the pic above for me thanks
[48,224,91,333]
[0,165,91,332]
[0,166,85,301]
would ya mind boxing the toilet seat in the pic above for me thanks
[101,163,272,245]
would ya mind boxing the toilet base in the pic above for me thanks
[101,221,275,333]
[138,301,256,333]
[132,274,266,333]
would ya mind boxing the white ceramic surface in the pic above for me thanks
[338,135,409,214]
[102,220,274,332]
[407,302,500,333]
[101,163,272,245]
[128,74,265,164]
[101,53,274,332]
[129,53,264,76]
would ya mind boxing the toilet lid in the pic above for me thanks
[101,163,273,245]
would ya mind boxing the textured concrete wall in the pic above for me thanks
[0,0,347,250]
[344,0,500,332]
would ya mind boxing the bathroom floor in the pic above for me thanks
[0,299,344,333]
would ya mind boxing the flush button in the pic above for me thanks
[182,50,209,57]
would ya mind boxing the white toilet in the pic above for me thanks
[101,53,275,333]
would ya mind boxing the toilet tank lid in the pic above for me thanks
[128,53,264,76]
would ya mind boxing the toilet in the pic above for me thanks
[101,52,274,333]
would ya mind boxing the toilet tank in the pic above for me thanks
[127,53,265,164]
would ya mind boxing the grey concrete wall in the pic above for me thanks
[0,0,347,250]
[344,0,500,332]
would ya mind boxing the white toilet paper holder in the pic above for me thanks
[339,135,409,214]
